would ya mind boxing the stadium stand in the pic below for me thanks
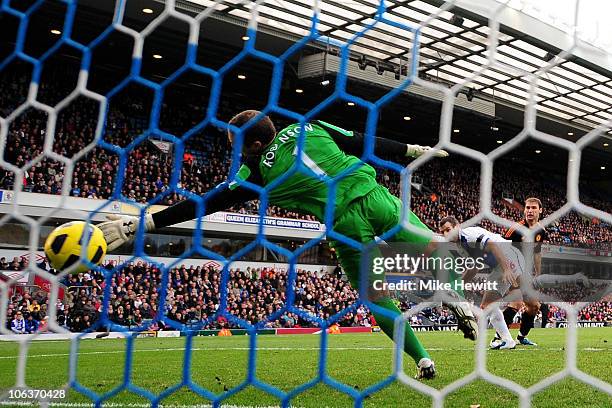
[1,66,610,335]
[1,64,609,249]
[546,302,612,326]
[4,261,377,332]
[4,260,611,333]
[0,100,609,248]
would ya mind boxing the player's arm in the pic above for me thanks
[534,252,542,276]
[316,120,448,159]
[485,241,518,286]
[98,161,261,251]
[153,185,258,229]
[533,232,544,276]
[465,227,517,286]
[533,228,546,276]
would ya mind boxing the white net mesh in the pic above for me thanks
[0,0,610,406]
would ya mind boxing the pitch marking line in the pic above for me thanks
[0,346,609,360]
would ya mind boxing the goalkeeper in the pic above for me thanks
[99,110,477,379]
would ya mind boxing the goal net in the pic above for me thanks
[0,0,610,407]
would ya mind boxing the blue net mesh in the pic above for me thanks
[4,1,611,407]
[0,0,424,406]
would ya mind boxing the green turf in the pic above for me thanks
[0,328,610,407]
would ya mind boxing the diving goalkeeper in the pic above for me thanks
[99,110,477,379]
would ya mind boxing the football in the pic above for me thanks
[43,221,107,273]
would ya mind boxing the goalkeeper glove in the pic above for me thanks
[406,144,449,158]
[97,214,155,251]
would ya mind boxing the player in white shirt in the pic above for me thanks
[439,216,527,350]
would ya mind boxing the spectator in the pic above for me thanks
[25,314,39,334]
[11,311,26,334]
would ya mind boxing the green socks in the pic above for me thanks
[372,298,430,364]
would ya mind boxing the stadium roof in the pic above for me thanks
[179,0,612,134]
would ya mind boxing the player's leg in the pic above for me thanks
[333,243,433,374]
[517,299,539,345]
[516,256,541,344]
[332,198,434,377]
[540,303,549,328]
[492,298,521,343]
[366,185,477,340]
[496,301,538,346]
[481,291,516,350]
[504,300,522,328]
[486,247,526,350]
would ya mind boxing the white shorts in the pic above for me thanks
[488,246,526,296]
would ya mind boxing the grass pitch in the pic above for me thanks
[0,328,611,407]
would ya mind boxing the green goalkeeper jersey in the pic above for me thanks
[151,119,407,229]
[230,121,379,222]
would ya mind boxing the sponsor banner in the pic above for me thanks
[222,213,323,231]
[543,245,587,256]
[33,274,65,300]
[276,328,320,335]
[586,249,612,257]
[0,333,72,341]
[0,190,120,212]
[80,332,129,339]
[0,332,129,341]
[412,324,458,332]
[275,327,373,335]
[191,328,276,336]
[99,255,332,276]
[0,331,203,341]
[136,331,157,338]
[156,330,181,338]
[118,206,324,233]
[0,190,13,203]
[338,327,373,334]
[205,212,226,223]
[555,321,608,328]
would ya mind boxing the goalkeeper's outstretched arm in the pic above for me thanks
[152,186,257,228]
[98,185,257,251]
[316,120,448,159]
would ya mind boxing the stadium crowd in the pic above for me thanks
[5,261,376,332]
[2,116,609,248]
[4,258,611,333]
[388,160,612,249]
[545,301,612,325]
[0,72,610,248]
[0,256,28,272]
